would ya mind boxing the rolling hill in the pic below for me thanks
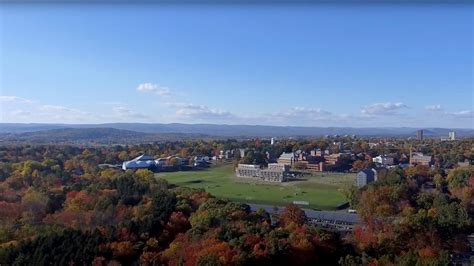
[0,127,215,145]
[0,123,472,138]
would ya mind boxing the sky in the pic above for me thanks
[0,3,473,128]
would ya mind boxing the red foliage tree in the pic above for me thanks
[280,204,307,227]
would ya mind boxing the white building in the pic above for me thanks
[235,164,260,178]
[238,148,248,158]
[356,168,378,187]
[372,155,394,166]
[122,154,156,170]
[449,131,456,141]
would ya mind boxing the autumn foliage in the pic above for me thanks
[0,143,472,265]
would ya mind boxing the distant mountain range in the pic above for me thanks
[0,123,472,144]
[0,127,216,145]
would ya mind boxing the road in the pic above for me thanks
[247,203,361,231]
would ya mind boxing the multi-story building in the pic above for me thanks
[277,152,297,166]
[449,131,456,141]
[261,163,290,182]
[235,164,260,178]
[356,168,378,187]
[218,150,234,160]
[305,162,325,172]
[325,153,343,165]
[277,152,325,172]
[235,163,289,182]
[372,155,395,166]
[416,130,424,141]
[410,152,433,166]
[311,149,329,156]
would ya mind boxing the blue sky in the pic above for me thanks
[0,3,473,128]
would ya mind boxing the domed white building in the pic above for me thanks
[122,154,156,170]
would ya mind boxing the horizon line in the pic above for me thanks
[1,122,471,130]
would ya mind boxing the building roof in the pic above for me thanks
[278,152,295,160]
[359,168,376,178]
[131,154,155,161]
[375,155,393,159]
[412,154,432,161]
[123,160,155,169]
[123,154,156,169]
[237,164,260,169]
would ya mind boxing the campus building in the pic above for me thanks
[410,152,433,166]
[235,164,260,178]
[277,152,297,166]
[325,153,343,165]
[235,163,289,182]
[305,162,325,172]
[122,154,156,170]
[311,149,329,156]
[372,155,395,166]
[122,154,190,171]
[356,168,378,187]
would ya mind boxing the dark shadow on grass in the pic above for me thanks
[191,167,211,171]
[286,178,308,182]
[184,179,204,184]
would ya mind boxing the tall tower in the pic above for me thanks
[448,131,456,141]
[416,130,424,141]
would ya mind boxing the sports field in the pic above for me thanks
[155,163,356,210]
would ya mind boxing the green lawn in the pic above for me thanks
[155,163,356,210]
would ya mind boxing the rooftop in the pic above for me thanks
[131,154,155,161]
[278,152,295,160]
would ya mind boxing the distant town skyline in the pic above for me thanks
[0,3,472,128]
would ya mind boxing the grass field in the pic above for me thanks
[155,163,356,210]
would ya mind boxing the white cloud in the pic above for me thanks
[3,104,95,123]
[446,110,473,118]
[166,102,235,121]
[257,106,349,126]
[361,102,407,115]
[112,106,148,119]
[0,96,32,103]
[11,110,32,116]
[425,104,443,112]
[163,103,351,126]
[39,105,85,114]
[38,105,96,122]
[4,102,150,123]
[285,107,332,117]
[136,83,171,96]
